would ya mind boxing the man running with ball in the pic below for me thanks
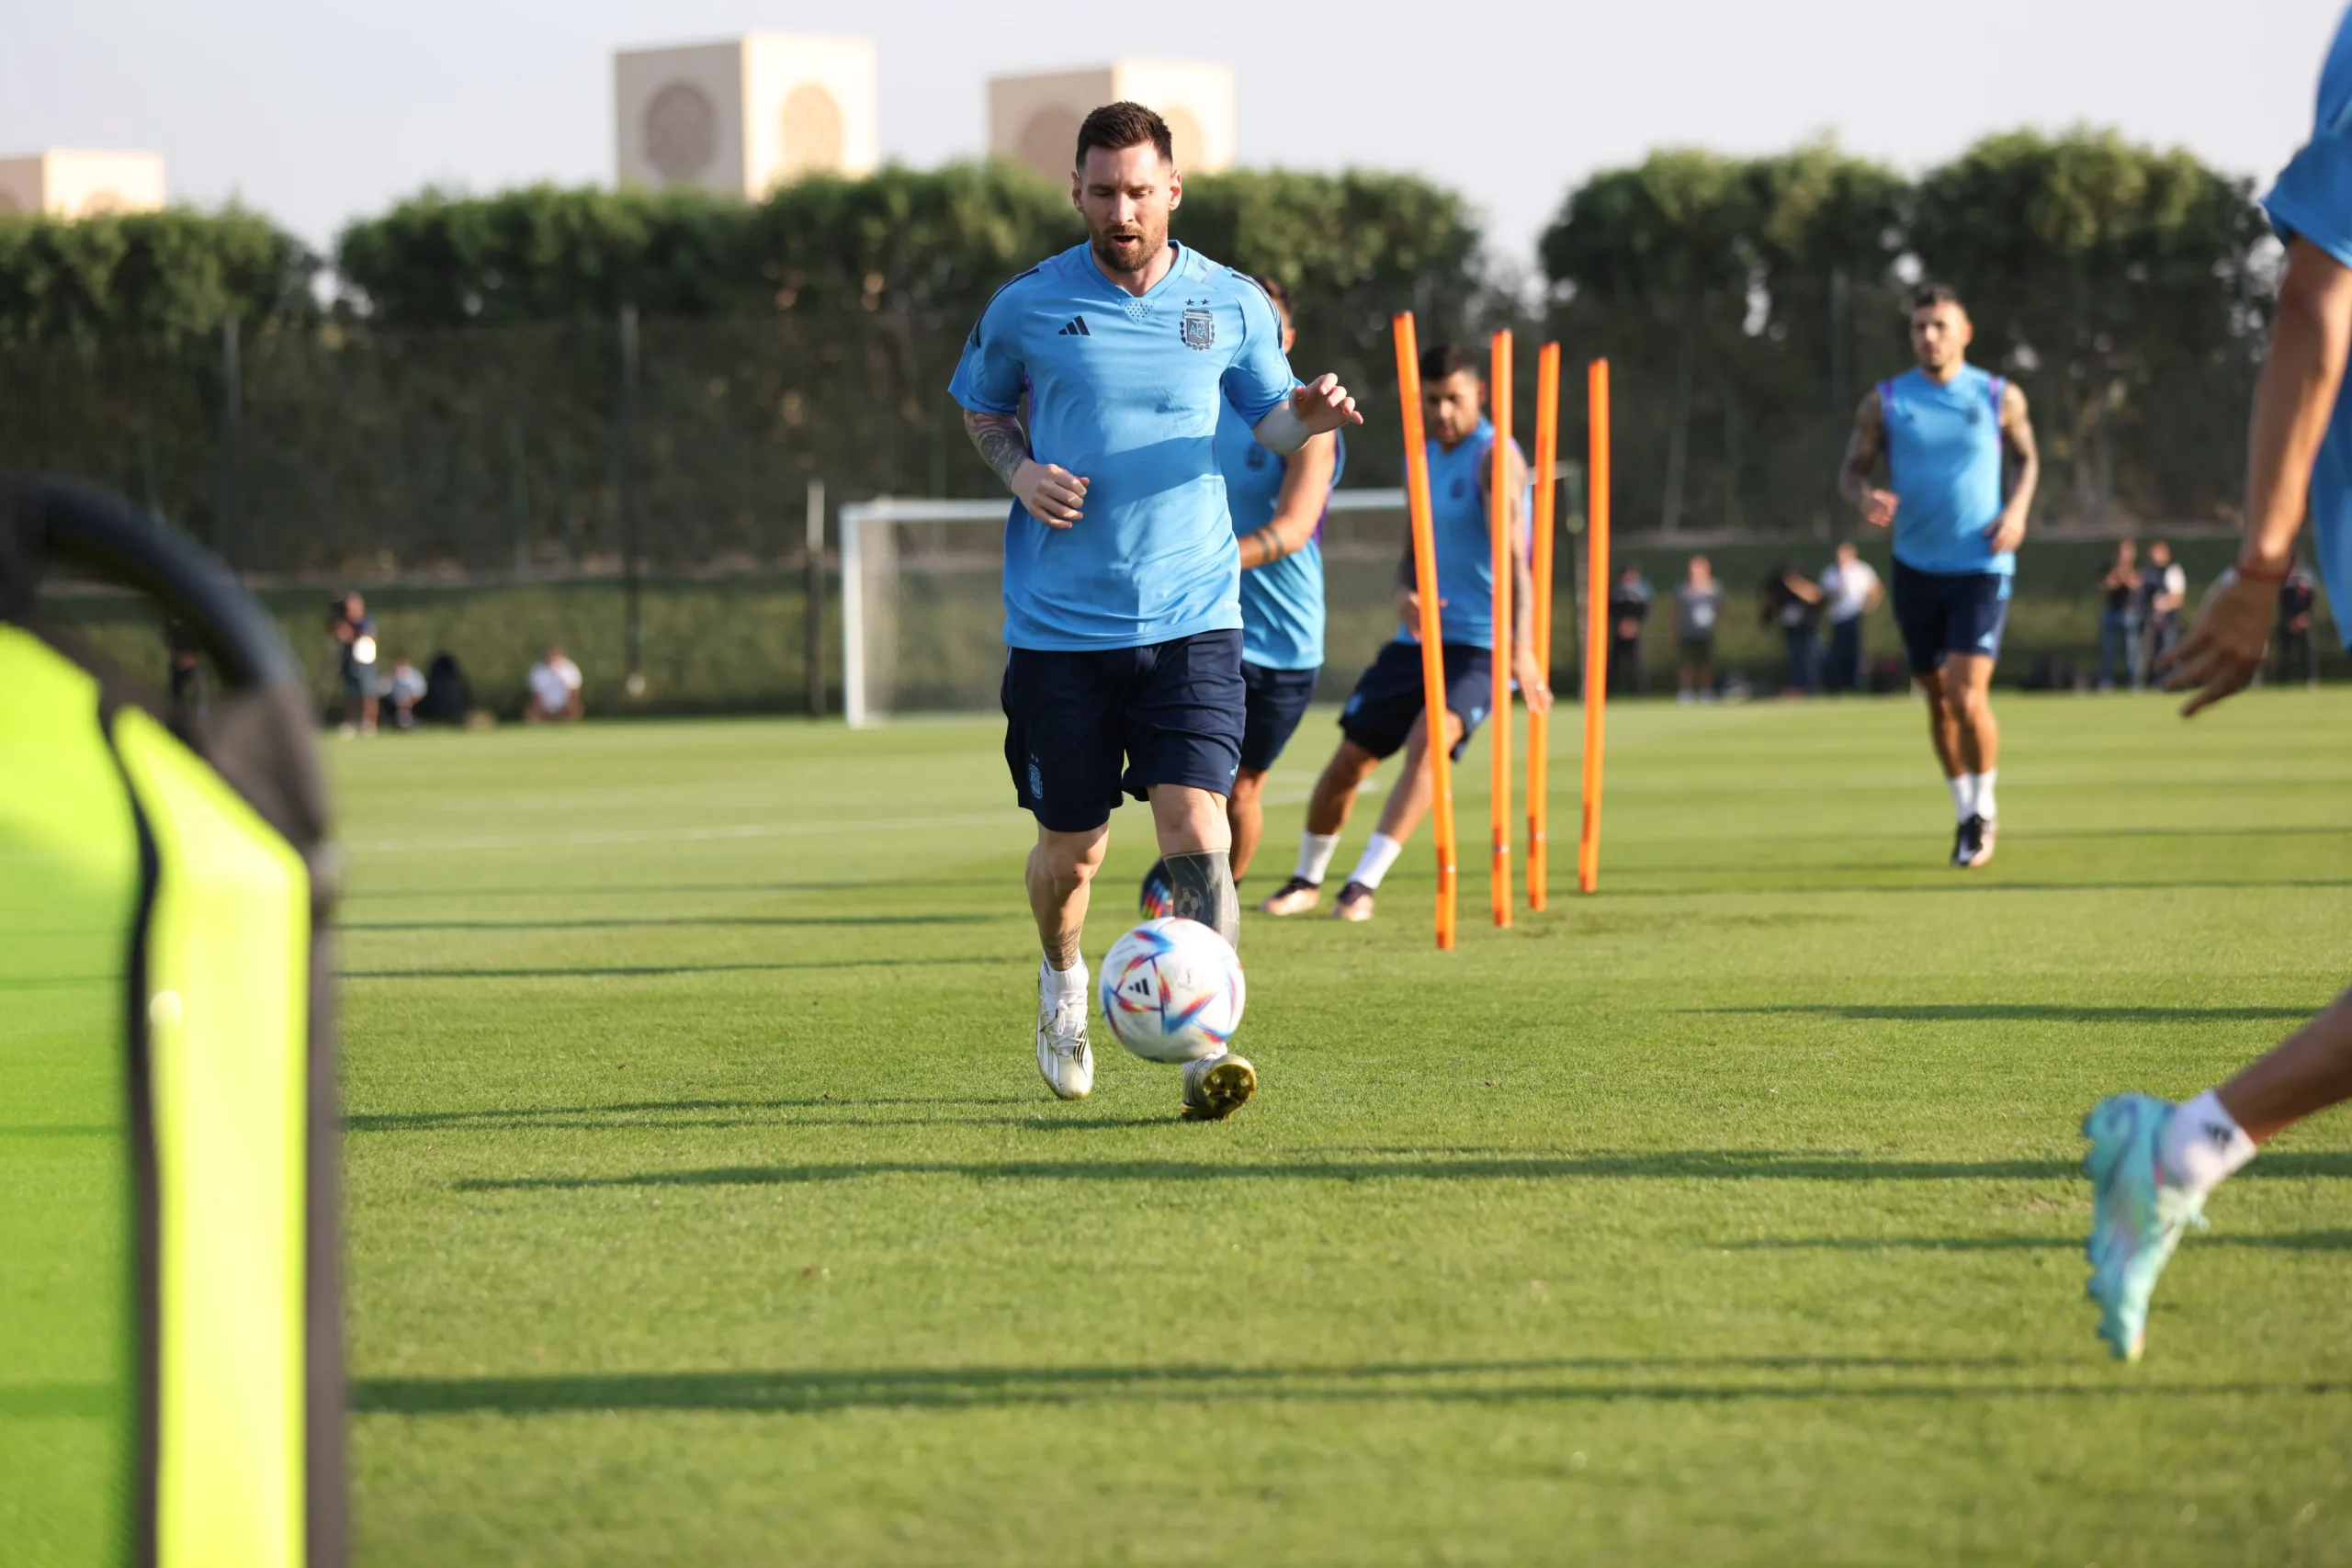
[951,102,1360,1117]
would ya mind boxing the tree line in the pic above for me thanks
[0,130,2282,540]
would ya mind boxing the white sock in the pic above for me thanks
[2159,1089,2257,1198]
[1295,831,1341,886]
[1349,832,1406,890]
[1041,957,1088,996]
[1969,769,1997,822]
[1947,774,1973,822]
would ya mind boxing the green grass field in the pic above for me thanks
[336,691,2352,1566]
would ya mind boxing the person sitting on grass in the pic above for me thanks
[526,645,583,723]
[384,656,427,730]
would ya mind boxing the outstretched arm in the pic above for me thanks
[1985,383,2039,554]
[964,408,1088,529]
[1504,446,1552,713]
[2165,235,2352,715]
[1838,390,1896,527]
[1238,434,1337,570]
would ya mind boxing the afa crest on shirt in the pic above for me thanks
[1180,305,1216,351]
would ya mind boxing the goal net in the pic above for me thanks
[839,490,1419,728]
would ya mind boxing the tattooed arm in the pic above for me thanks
[964,408,1088,528]
[1839,389,1897,527]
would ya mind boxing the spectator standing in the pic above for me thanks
[1673,554,1724,704]
[384,657,427,729]
[1761,564,1824,695]
[1817,541,1883,694]
[329,592,379,737]
[2097,540,2140,692]
[1607,564,1655,696]
[2136,540,2188,688]
[526,645,584,723]
[2278,564,2322,688]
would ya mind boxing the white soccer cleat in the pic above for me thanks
[1035,971,1094,1100]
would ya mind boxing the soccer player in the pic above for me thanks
[1838,284,2040,869]
[1258,343,1549,921]
[2081,13,2352,1359]
[1140,279,1343,912]
[949,102,1361,1115]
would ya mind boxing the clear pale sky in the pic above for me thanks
[4,0,2344,268]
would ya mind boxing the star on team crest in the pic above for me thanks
[1180,300,1215,351]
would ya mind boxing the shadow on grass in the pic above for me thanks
[456,1148,2352,1192]
[341,955,1002,980]
[348,1096,1026,1134]
[344,914,996,932]
[349,1354,2350,1418]
[344,876,1011,902]
[1726,1231,2352,1253]
[1695,1003,2312,1024]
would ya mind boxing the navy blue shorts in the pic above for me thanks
[1892,560,2011,675]
[1001,628,1245,832]
[1339,639,1491,762]
[1239,661,1319,773]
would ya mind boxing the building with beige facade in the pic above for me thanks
[989,62,1236,182]
[615,35,879,197]
[0,150,166,220]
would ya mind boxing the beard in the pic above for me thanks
[1087,211,1168,277]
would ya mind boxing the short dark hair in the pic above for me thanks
[1911,282,1965,315]
[1252,276,1294,331]
[1076,102,1174,169]
[1419,343,1479,384]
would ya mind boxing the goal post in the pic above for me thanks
[838,488,1411,729]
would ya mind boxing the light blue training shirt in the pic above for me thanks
[949,241,1299,652]
[1879,364,2011,578]
[1396,419,1532,649]
[2266,4,2352,647]
[1216,408,1347,671]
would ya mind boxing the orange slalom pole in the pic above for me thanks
[1578,358,1611,895]
[1393,312,1457,949]
[1487,330,1514,928]
[1527,342,1560,910]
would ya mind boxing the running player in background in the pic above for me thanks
[1260,343,1549,921]
[952,102,1360,1116]
[1839,285,2040,869]
[1140,277,1343,916]
[2081,9,2352,1359]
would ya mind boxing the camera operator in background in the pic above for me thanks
[328,592,379,738]
[2278,563,2322,688]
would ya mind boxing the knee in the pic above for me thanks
[1036,836,1105,892]
[1230,769,1267,806]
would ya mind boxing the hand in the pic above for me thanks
[1859,488,1898,528]
[1014,459,1088,528]
[2161,570,2276,716]
[1395,586,1447,627]
[1982,506,2028,555]
[1513,645,1553,716]
[1291,374,1363,436]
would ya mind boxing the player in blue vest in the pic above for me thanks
[1140,277,1345,913]
[1261,342,1550,922]
[1839,283,2041,870]
[2079,6,2352,1360]
[950,102,1361,1115]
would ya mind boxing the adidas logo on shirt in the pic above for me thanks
[1057,316,1091,337]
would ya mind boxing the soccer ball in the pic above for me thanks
[1099,917,1246,1064]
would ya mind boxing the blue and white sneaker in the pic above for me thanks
[2082,1093,2209,1360]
